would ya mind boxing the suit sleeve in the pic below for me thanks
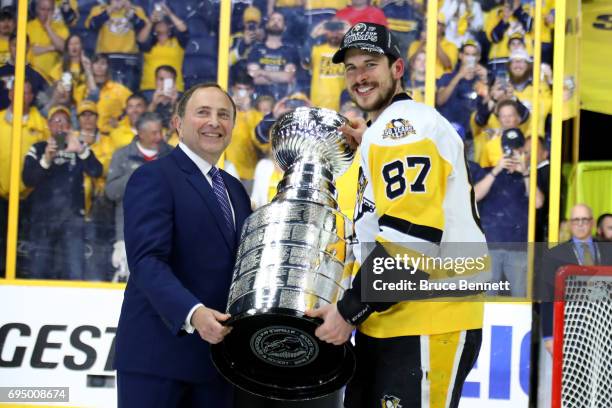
[123,164,201,335]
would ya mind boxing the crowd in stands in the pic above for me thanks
[0,0,605,289]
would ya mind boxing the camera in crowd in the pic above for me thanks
[54,131,68,151]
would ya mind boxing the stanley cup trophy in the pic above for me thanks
[211,107,357,401]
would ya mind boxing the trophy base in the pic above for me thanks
[210,308,355,401]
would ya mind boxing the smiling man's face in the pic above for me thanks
[343,48,403,120]
[177,87,235,165]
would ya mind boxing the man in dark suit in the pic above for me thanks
[540,203,612,354]
[114,83,252,407]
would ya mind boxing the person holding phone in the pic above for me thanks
[85,0,149,91]
[22,105,103,280]
[302,19,349,111]
[138,2,188,94]
[147,65,180,129]
[471,127,544,298]
[435,39,488,136]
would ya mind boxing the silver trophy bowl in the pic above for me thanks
[211,107,357,400]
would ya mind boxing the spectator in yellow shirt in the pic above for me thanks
[49,34,96,103]
[305,19,348,111]
[76,100,116,281]
[85,0,149,90]
[27,0,68,80]
[110,93,147,149]
[507,48,551,136]
[0,33,49,111]
[0,8,15,65]
[89,54,132,135]
[0,81,49,276]
[138,3,188,93]
[0,81,49,199]
[408,15,458,78]
[484,0,533,74]
[226,72,264,191]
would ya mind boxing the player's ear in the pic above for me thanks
[392,57,405,81]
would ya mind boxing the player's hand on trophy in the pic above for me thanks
[305,304,354,346]
[339,116,367,149]
[191,306,232,344]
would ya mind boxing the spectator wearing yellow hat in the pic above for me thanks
[229,6,265,75]
[22,104,102,280]
[484,0,533,74]
[76,100,116,281]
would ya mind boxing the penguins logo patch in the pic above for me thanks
[382,118,415,140]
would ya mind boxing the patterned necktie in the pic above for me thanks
[581,242,594,265]
[208,166,235,232]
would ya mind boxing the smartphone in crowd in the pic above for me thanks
[464,55,477,68]
[54,131,68,151]
[162,77,174,95]
[61,72,72,92]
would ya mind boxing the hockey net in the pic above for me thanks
[552,265,612,408]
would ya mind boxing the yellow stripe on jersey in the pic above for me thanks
[360,299,484,338]
[368,140,452,239]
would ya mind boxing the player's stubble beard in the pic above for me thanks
[349,75,399,116]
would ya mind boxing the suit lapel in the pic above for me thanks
[172,148,235,250]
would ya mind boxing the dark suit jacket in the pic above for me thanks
[539,239,612,338]
[114,146,252,382]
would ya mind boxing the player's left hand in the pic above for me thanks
[339,116,367,149]
[304,304,354,345]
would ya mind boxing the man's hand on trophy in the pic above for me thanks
[304,304,354,346]
[339,117,367,149]
[191,306,233,344]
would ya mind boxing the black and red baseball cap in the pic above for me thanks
[332,22,402,64]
